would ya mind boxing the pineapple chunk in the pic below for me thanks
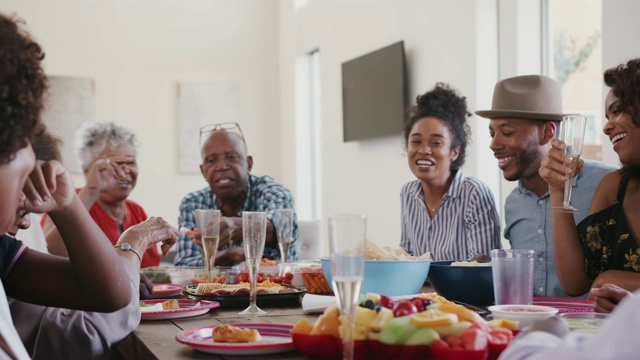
[369,307,394,332]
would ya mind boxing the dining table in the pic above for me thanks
[116,285,436,360]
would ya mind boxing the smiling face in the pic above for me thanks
[407,117,460,184]
[489,118,551,182]
[87,144,138,202]
[200,131,253,200]
[603,89,640,165]
[0,145,36,234]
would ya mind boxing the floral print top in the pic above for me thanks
[577,173,640,280]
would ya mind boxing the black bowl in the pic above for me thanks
[427,260,494,306]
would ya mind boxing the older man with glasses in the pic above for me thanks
[174,122,299,266]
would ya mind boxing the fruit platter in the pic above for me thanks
[291,292,517,360]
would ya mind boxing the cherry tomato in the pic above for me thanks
[285,272,294,280]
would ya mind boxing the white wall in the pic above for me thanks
[3,0,282,228]
[6,0,509,258]
[602,0,640,165]
[280,0,501,254]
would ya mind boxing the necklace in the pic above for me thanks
[426,197,443,213]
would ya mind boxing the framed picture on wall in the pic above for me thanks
[41,76,96,174]
[176,81,240,174]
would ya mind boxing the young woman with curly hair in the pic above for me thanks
[399,83,501,261]
[540,58,640,311]
[0,14,177,359]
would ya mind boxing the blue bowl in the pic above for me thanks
[427,260,494,306]
[320,257,431,296]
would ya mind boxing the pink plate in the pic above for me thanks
[148,283,183,299]
[140,299,220,320]
[533,297,595,313]
[176,323,295,356]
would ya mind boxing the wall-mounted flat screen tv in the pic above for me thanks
[342,41,407,142]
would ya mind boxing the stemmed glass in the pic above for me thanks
[239,211,267,315]
[328,214,366,360]
[194,209,220,282]
[273,209,294,273]
[553,115,587,213]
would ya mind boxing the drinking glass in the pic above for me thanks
[553,115,587,213]
[328,214,366,360]
[273,208,294,267]
[194,209,220,283]
[491,249,535,305]
[239,211,268,315]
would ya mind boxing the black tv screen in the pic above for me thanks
[342,41,407,142]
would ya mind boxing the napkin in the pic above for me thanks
[302,294,336,314]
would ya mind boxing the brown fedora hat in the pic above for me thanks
[476,75,569,121]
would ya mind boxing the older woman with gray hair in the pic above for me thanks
[43,122,160,268]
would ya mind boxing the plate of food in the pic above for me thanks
[148,283,184,299]
[533,297,595,314]
[140,299,220,320]
[175,323,295,356]
[182,281,305,307]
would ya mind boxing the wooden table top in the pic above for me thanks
[118,286,436,360]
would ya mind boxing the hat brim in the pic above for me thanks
[475,109,569,121]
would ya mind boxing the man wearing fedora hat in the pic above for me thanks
[476,75,617,298]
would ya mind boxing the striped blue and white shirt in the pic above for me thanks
[174,174,298,266]
[399,170,501,261]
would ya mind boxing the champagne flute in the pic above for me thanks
[328,214,366,360]
[553,115,587,213]
[239,211,267,315]
[194,209,220,282]
[273,209,294,273]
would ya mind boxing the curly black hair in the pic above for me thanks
[604,58,640,176]
[33,129,63,162]
[0,14,47,164]
[404,83,471,170]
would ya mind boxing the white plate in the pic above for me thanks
[175,323,295,356]
[140,299,220,320]
[147,283,183,299]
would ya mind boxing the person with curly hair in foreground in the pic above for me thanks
[0,14,177,359]
[399,83,501,260]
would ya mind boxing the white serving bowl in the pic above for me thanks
[488,304,559,330]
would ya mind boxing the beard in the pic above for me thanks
[504,141,544,182]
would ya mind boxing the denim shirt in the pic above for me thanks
[504,160,617,298]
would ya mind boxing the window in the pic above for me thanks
[294,50,322,220]
[544,0,603,160]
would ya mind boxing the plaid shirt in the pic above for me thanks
[174,174,298,266]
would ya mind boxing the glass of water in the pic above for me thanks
[328,214,366,360]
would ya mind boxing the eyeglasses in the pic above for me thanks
[199,122,245,145]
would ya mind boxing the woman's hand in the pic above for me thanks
[22,160,75,213]
[84,157,130,193]
[589,283,632,313]
[539,139,584,192]
[139,273,154,300]
[118,217,178,256]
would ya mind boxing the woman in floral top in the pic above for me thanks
[540,58,640,305]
